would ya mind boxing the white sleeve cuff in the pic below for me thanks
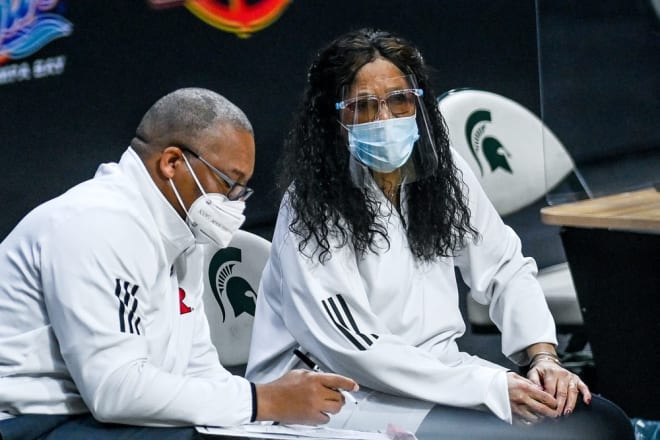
[483,370,512,424]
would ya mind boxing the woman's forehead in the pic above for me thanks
[350,75,410,93]
[348,59,410,95]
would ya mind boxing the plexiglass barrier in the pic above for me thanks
[537,0,660,205]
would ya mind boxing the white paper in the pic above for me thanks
[196,423,389,439]
[327,388,433,433]
[196,388,425,439]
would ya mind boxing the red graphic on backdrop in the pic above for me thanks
[147,0,291,38]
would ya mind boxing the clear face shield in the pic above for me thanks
[336,74,438,189]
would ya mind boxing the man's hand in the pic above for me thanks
[254,369,359,425]
[507,371,558,425]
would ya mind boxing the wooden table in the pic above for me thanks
[540,187,660,420]
[541,187,660,232]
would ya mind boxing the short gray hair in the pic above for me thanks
[135,87,252,152]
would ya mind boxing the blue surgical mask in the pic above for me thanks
[345,114,419,173]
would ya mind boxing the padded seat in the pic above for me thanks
[199,230,271,368]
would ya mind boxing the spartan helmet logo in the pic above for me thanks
[207,247,257,322]
[465,110,512,176]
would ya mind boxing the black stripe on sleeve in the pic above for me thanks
[322,300,366,351]
[114,279,126,333]
[335,294,374,347]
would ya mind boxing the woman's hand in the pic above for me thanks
[527,359,592,417]
[507,371,558,425]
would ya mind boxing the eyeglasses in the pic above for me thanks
[336,88,423,124]
[181,147,254,201]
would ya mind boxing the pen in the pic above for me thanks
[293,349,358,405]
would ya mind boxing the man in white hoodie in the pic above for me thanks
[0,88,357,439]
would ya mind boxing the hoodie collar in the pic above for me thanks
[118,147,195,263]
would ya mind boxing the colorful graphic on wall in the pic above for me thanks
[147,0,291,38]
[0,0,72,66]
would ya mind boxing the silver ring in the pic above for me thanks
[568,381,577,388]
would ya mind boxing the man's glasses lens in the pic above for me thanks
[182,147,253,201]
[227,185,253,201]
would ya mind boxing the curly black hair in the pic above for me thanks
[278,28,478,263]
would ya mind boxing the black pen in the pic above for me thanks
[293,349,358,405]
[293,349,320,371]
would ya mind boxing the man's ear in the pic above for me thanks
[158,146,184,180]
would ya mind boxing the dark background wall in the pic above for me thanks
[1,0,658,240]
[537,0,659,199]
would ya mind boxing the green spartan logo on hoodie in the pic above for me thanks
[465,110,513,176]
[208,247,257,322]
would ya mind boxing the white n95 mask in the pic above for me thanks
[185,193,245,248]
[170,155,246,248]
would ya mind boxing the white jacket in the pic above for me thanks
[0,148,253,426]
[246,152,557,423]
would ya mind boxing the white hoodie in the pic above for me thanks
[0,148,253,427]
[246,151,557,424]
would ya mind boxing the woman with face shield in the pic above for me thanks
[245,29,632,439]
